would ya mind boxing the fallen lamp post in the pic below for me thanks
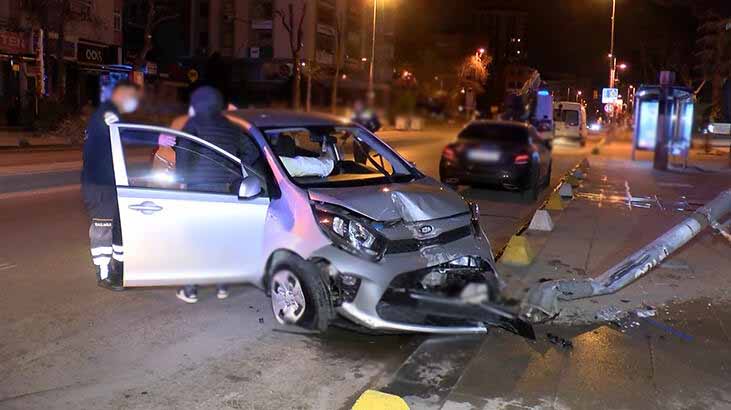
[521,188,731,322]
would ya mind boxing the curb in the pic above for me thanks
[494,158,589,263]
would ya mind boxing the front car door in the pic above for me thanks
[109,123,269,287]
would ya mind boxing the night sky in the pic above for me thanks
[396,0,731,88]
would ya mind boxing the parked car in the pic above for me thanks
[439,120,553,200]
[553,101,587,146]
[107,110,532,337]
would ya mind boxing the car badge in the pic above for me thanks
[419,225,434,235]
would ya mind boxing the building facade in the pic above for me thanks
[0,0,125,125]
[183,0,394,107]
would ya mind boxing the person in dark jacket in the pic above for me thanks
[174,86,260,303]
[351,99,381,133]
[82,80,176,291]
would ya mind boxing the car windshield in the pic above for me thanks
[458,123,529,143]
[554,109,580,126]
[263,125,416,188]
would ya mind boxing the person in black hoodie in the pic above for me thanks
[174,86,260,303]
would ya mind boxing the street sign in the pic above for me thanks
[602,88,619,104]
[604,103,614,114]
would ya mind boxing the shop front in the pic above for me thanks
[0,30,37,126]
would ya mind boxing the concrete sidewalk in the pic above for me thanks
[499,148,731,323]
[429,152,731,410]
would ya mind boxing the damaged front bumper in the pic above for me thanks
[311,224,535,338]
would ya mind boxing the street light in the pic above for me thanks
[577,90,583,102]
[608,0,617,88]
[367,0,379,106]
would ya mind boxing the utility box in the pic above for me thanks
[632,85,695,165]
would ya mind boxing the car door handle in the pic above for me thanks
[129,201,163,215]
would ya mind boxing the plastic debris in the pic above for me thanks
[596,305,624,322]
[632,306,657,318]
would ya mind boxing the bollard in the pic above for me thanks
[521,188,731,322]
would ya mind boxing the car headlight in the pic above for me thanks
[313,203,386,261]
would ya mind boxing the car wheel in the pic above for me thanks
[544,162,553,187]
[269,258,332,332]
[522,166,540,201]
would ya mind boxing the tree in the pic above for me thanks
[457,52,492,93]
[275,3,307,110]
[694,11,731,121]
[123,0,179,70]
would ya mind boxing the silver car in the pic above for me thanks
[109,110,531,336]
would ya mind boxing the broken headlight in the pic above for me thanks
[313,203,387,261]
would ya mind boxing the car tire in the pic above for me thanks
[522,166,540,201]
[544,162,553,187]
[269,257,333,332]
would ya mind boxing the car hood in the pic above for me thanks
[308,177,469,222]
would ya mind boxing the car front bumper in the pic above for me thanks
[309,225,501,334]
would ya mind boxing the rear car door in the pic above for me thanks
[109,123,269,287]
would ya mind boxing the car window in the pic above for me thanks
[562,110,580,126]
[458,124,529,143]
[119,128,250,195]
[264,126,412,187]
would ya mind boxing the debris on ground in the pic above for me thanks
[258,317,264,324]
[595,305,624,322]
[547,333,574,350]
[633,306,657,318]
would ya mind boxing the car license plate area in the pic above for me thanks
[467,149,500,163]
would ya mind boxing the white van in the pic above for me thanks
[553,101,587,146]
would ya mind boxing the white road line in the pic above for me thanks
[0,184,80,200]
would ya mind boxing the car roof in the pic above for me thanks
[465,120,533,130]
[228,109,351,129]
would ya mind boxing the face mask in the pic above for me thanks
[188,106,196,117]
[121,97,139,113]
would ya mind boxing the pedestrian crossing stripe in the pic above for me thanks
[352,390,409,410]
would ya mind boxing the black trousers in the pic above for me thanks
[82,184,123,279]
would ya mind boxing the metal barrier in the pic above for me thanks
[521,188,731,322]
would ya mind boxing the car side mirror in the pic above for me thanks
[238,176,262,199]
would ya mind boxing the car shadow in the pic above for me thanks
[460,186,541,205]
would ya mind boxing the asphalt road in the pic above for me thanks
[0,128,585,409]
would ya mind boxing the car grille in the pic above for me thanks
[385,225,472,254]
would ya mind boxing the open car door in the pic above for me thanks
[108,123,269,287]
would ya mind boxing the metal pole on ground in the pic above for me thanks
[521,188,731,322]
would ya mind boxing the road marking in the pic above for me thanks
[0,184,80,200]
[0,262,17,271]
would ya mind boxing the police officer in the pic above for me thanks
[82,80,174,291]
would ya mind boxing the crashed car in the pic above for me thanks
[109,110,532,337]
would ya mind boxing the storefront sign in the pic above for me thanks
[77,42,107,65]
[0,31,34,55]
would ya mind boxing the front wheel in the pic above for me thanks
[269,258,332,332]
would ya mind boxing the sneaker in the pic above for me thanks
[176,288,198,304]
[217,287,230,300]
[97,278,125,292]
